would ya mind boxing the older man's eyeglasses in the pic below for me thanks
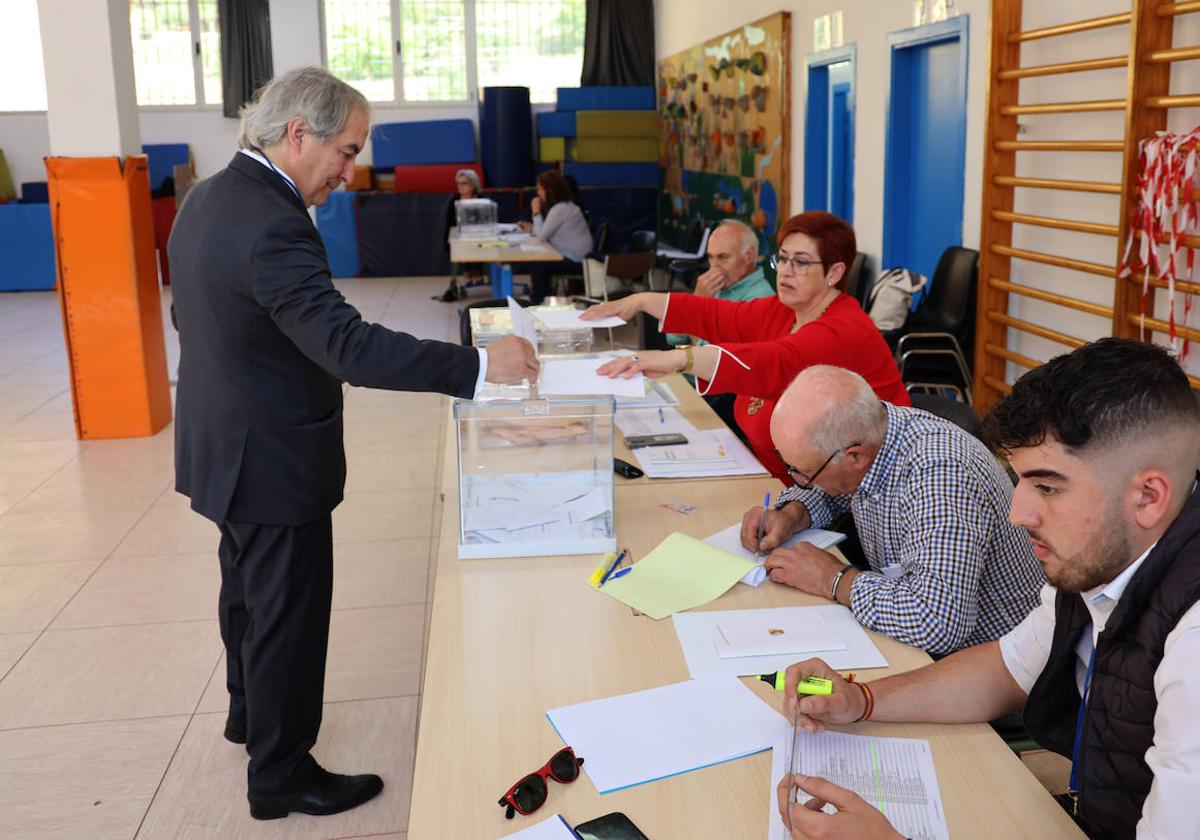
[778,443,860,490]
[769,253,823,273]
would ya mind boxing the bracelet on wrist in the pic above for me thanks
[846,674,874,722]
[830,565,850,602]
[682,345,695,373]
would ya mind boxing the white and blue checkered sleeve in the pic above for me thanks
[775,485,851,529]
[848,457,994,655]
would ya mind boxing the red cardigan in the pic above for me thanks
[661,292,911,485]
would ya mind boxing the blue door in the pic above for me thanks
[883,17,968,283]
[804,46,856,222]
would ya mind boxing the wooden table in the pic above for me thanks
[449,226,563,298]
[408,398,1085,840]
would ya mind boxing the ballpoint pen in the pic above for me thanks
[756,491,771,553]
[599,548,628,586]
[658,407,665,424]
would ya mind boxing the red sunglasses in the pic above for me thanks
[498,746,585,819]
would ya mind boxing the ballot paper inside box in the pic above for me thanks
[454,397,617,559]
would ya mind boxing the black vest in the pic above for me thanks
[1023,485,1200,839]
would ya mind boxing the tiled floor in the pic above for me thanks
[0,276,470,840]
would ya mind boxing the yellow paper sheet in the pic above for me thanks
[597,532,757,620]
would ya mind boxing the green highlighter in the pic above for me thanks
[758,671,833,695]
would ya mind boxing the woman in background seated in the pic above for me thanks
[437,168,485,302]
[518,170,593,303]
[582,211,910,485]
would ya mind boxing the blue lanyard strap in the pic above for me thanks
[1068,645,1098,807]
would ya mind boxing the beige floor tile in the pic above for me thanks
[333,492,436,543]
[344,449,440,493]
[0,560,99,634]
[0,440,83,474]
[0,471,48,515]
[342,420,444,454]
[73,430,177,473]
[113,496,220,557]
[137,698,418,840]
[0,409,81,443]
[52,553,220,630]
[0,715,187,840]
[0,620,220,729]
[12,464,171,512]
[0,506,145,565]
[0,632,37,677]
[332,539,431,610]
[197,605,423,714]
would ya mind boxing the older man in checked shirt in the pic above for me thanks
[740,365,1043,655]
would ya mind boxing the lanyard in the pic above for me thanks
[1067,645,1097,815]
[250,147,302,202]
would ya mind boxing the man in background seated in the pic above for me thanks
[741,365,1042,656]
[776,338,1200,839]
[667,219,774,432]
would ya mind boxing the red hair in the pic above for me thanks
[777,212,856,287]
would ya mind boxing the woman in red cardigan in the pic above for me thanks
[582,212,910,485]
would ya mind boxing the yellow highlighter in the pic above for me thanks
[589,552,617,587]
[759,672,834,695]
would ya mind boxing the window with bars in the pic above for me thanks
[321,0,584,105]
[129,0,222,107]
[0,0,48,111]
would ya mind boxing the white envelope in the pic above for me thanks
[711,609,848,659]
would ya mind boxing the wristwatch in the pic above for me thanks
[681,345,695,373]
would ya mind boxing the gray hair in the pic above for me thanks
[718,219,758,259]
[799,366,887,453]
[455,169,481,194]
[238,66,370,150]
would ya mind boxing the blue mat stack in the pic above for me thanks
[537,87,659,187]
[479,87,533,188]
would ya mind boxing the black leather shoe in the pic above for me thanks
[223,717,246,745]
[248,766,384,820]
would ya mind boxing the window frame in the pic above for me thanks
[132,0,223,112]
[319,0,581,107]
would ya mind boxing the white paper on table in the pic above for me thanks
[519,242,554,252]
[507,295,538,347]
[462,503,560,533]
[711,609,848,658]
[767,724,796,840]
[546,676,786,794]
[498,813,578,839]
[781,730,950,840]
[672,605,888,678]
[702,523,848,587]
[614,379,680,409]
[554,485,609,524]
[614,406,697,438]
[539,358,645,398]
[534,309,627,330]
[633,428,767,478]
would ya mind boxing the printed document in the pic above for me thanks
[539,358,646,398]
[702,522,847,586]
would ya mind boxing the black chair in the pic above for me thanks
[896,246,979,402]
[629,229,657,254]
[842,252,872,309]
[459,296,531,346]
[909,392,984,441]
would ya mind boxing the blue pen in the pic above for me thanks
[658,407,665,424]
[609,566,632,580]
[756,491,771,553]
[599,549,628,585]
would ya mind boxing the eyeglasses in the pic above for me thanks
[778,442,860,489]
[498,747,584,819]
[769,253,823,273]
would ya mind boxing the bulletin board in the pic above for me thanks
[657,12,791,255]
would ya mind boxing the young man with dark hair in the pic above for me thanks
[774,338,1200,840]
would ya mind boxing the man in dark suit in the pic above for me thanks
[169,66,538,820]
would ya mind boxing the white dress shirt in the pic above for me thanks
[999,543,1200,838]
[239,149,489,397]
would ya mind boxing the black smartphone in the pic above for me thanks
[613,457,644,479]
[624,433,688,449]
[573,811,650,840]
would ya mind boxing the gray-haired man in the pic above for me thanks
[170,66,537,820]
[740,365,1043,655]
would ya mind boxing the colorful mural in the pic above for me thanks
[657,13,791,257]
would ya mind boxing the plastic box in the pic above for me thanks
[469,304,594,355]
[454,397,616,559]
[455,198,498,238]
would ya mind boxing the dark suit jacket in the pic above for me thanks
[169,153,479,526]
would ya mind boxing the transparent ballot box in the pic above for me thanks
[455,198,498,238]
[469,304,593,355]
[454,397,616,559]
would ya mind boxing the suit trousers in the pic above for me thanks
[217,516,333,793]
